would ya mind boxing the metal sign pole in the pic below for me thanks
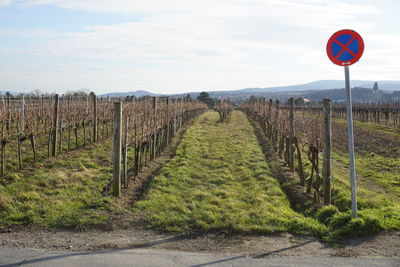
[344,65,357,218]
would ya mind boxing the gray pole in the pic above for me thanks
[344,65,357,217]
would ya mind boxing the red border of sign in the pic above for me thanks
[326,29,364,66]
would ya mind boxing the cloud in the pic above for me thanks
[14,0,379,62]
[0,0,11,6]
[4,0,399,92]
[0,28,60,38]
[19,0,379,17]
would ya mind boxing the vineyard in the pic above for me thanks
[241,98,333,203]
[332,102,400,126]
[240,97,399,238]
[0,93,206,189]
[113,97,206,195]
[0,94,113,175]
[241,98,400,203]
[0,94,398,241]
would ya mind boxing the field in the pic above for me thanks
[0,100,399,245]
[0,95,206,228]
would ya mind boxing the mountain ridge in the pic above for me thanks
[98,80,400,98]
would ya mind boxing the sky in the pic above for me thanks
[0,0,399,94]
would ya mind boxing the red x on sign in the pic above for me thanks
[327,29,364,66]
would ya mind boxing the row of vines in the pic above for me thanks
[0,93,113,175]
[240,98,333,205]
[215,99,234,121]
[332,102,399,126]
[241,98,400,205]
[111,97,207,196]
[0,93,207,182]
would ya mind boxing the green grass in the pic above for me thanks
[323,117,400,239]
[319,152,400,240]
[0,142,115,229]
[2,123,112,174]
[333,117,400,136]
[133,111,324,235]
[333,152,400,196]
[291,112,400,240]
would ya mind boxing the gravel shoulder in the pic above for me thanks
[1,227,399,258]
[1,247,399,267]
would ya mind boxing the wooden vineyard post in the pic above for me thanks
[52,94,59,157]
[17,134,22,170]
[274,100,280,153]
[1,141,5,176]
[20,94,25,132]
[41,95,44,118]
[178,98,182,129]
[267,99,272,139]
[181,98,184,126]
[134,141,139,177]
[289,98,295,172]
[166,97,170,145]
[59,105,63,154]
[323,99,332,205]
[17,95,25,169]
[84,95,88,145]
[6,92,11,133]
[30,134,36,162]
[172,98,176,136]
[151,97,157,160]
[67,96,72,151]
[92,92,97,143]
[122,116,129,188]
[113,102,122,197]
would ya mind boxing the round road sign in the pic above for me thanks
[326,29,364,66]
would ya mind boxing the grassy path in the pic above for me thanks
[134,111,322,235]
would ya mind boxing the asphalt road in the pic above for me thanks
[0,248,399,267]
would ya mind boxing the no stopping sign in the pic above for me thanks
[326,29,364,66]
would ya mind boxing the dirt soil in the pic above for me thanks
[332,120,400,157]
[1,112,399,258]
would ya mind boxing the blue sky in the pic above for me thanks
[0,0,399,94]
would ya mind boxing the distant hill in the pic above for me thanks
[99,90,160,98]
[302,87,397,103]
[96,80,400,99]
[4,80,397,100]
[208,80,400,96]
